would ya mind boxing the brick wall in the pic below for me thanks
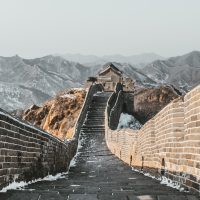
[105,85,200,194]
[0,83,103,189]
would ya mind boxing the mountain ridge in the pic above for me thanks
[143,50,200,91]
[58,52,164,66]
[0,51,199,111]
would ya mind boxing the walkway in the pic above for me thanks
[0,92,198,200]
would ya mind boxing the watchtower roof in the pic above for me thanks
[99,63,122,76]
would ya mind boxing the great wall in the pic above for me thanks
[0,64,199,199]
[0,84,103,188]
[106,84,200,194]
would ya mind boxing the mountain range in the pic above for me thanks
[0,55,90,111]
[59,53,164,66]
[0,51,200,111]
[143,51,200,91]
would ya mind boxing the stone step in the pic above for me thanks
[83,123,104,126]
[81,129,105,132]
[84,119,105,122]
[86,117,104,120]
[86,113,104,116]
[81,127,105,130]
[87,109,105,111]
[89,104,106,106]
[85,117,104,119]
[86,112,105,114]
[81,129,105,131]
[85,119,104,121]
[85,118,105,121]
[81,130,105,133]
[85,118,104,121]
[84,121,104,126]
[90,100,107,102]
[84,118,105,121]
[86,114,104,116]
[81,131,105,134]
[89,108,106,111]
[82,125,105,128]
[84,121,104,123]
[90,104,107,106]
[86,114,105,116]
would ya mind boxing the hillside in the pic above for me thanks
[0,55,90,111]
[142,51,200,91]
[23,88,86,140]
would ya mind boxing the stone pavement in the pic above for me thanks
[0,93,199,200]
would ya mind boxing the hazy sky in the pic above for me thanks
[0,0,200,58]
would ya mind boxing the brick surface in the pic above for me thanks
[106,84,200,195]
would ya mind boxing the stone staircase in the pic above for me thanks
[81,92,111,135]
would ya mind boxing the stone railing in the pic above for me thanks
[107,83,124,130]
[105,84,200,195]
[0,83,103,189]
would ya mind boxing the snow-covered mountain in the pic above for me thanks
[0,51,200,111]
[0,55,90,111]
[0,54,158,111]
[60,53,164,66]
[142,51,200,91]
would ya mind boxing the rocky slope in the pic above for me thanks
[124,85,181,124]
[23,88,86,140]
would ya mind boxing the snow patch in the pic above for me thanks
[60,94,76,99]
[131,167,185,192]
[70,185,80,187]
[69,156,77,168]
[118,113,142,130]
[0,172,67,193]
[160,176,182,190]
[72,88,85,91]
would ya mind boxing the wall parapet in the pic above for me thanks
[105,84,200,195]
[106,83,124,130]
[0,83,103,189]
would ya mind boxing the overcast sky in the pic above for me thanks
[0,0,200,58]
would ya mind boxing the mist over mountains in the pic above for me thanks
[0,51,200,111]
[59,53,164,66]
